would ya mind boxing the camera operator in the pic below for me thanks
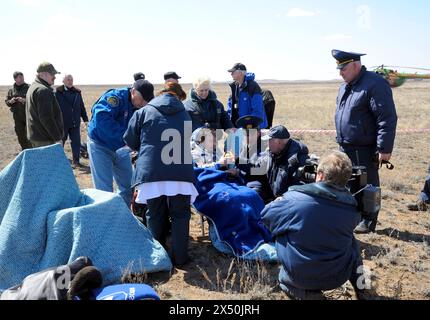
[255,125,309,202]
[261,151,366,300]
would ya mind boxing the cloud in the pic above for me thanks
[323,34,353,41]
[15,0,50,7]
[42,12,93,34]
[286,8,318,17]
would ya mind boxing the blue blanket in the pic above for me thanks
[193,168,277,261]
[0,144,172,291]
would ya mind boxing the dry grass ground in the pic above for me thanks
[1,80,429,300]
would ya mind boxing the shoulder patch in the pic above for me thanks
[107,96,120,107]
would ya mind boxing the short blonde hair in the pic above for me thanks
[193,77,212,91]
[317,151,352,187]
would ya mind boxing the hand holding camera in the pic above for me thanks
[373,152,394,170]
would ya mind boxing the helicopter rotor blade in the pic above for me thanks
[381,66,430,72]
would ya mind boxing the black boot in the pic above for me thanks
[354,217,378,234]
[280,283,325,300]
[407,200,428,212]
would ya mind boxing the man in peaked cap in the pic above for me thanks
[26,62,64,148]
[332,49,398,234]
[87,79,154,206]
[332,50,366,71]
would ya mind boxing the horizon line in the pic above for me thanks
[0,79,345,87]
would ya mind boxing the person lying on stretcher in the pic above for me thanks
[191,127,237,174]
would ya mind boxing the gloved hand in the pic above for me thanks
[0,257,103,300]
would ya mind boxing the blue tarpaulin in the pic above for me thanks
[0,144,172,291]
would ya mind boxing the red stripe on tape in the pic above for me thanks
[289,129,430,134]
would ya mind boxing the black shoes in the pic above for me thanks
[72,161,84,169]
[406,200,428,212]
[354,218,377,234]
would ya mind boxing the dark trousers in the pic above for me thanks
[246,179,274,204]
[146,195,191,266]
[12,111,31,150]
[280,255,365,300]
[63,126,81,163]
[340,145,380,229]
[421,165,430,203]
[279,248,369,300]
[264,101,276,128]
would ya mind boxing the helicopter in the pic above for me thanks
[372,65,430,88]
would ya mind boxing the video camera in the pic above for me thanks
[296,156,381,217]
[296,155,319,184]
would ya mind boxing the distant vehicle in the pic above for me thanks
[372,65,430,88]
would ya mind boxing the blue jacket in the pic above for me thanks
[55,86,88,130]
[266,139,309,197]
[261,182,361,290]
[228,73,268,129]
[193,168,272,256]
[335,66,398,153]
[88,87,135,151]
[184,89,233,132]
[123,94,195,186]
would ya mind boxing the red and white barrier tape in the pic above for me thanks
[289,129,430,134]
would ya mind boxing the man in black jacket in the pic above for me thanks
[261,125,310,199]
[5,72,31,150]
[56,74,89,167]
[26,62,64,148]
[240,125,309,203]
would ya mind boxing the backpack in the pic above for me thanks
[262,89,275,104]
[261,89,276,128]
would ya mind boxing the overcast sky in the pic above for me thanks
[1,0,429,85]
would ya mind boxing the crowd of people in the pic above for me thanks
[3,51,429,300]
